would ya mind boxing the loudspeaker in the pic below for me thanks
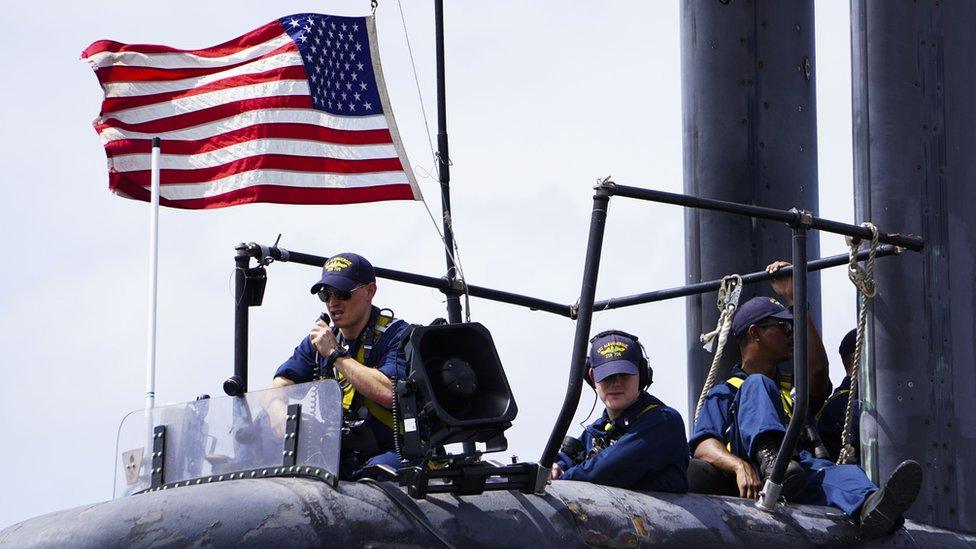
[397,322,518,459]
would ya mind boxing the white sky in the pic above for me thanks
[0,1,857,529]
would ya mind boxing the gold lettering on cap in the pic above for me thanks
[325,257,353,272]
[598,341,629,358]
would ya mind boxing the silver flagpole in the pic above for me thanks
[146,136,161,411]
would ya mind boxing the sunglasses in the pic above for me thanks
[755,320,794,336]
[317,284,365,303]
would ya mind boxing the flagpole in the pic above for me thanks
[146,136,161,411]
[434,0,463,324]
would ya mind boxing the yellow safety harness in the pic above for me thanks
[723,372,794,451]
[725,373,794,419]
[322,309,398,429]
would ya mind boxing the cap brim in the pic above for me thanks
[309,275,359,294]
[592,360,639,383]
[769,308,794,321]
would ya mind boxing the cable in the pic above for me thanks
[395,0,436,158]
[357,478,454,548]
[395,0,471,321]
[578,388,599,428]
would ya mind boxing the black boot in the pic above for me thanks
[753,434,805,500]
[858,460,923,538]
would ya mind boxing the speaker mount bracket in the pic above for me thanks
[395,461,542,499]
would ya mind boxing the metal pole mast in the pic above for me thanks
[434,0,463,323]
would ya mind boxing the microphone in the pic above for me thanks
[318,312,331,325]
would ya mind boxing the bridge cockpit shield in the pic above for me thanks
[114,380,342,497]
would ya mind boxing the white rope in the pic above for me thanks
[695,275,743,423]
[837,222,879,464]
[396,0,436,159]
[395,0,471,321]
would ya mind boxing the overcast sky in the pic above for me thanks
[0,1,858,529]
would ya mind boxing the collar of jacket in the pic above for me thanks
[587,391,659,437]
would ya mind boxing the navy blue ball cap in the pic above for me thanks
[589,332,641,382]
[839,328,857,357]
[309,252,376,294]
[731,296,794,337]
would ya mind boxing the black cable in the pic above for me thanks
[357,478,454,548]
[578,388,598,429]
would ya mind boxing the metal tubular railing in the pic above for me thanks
[537,189,612,478]
[226,182,922,503]
[609,183,924,251]
[242,244,572,317]
[536,180,923,504]
[589,245,902,314]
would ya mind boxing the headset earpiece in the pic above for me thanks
[583,354,595,388]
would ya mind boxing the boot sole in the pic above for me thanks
[861,461,923,536]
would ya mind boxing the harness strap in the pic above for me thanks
[724,374,794,419]
[723,374,794,451]
[327,309,399,429]
[814,388,851,423]
[593,403,659,455]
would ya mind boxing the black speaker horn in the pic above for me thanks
[396,322,518,460]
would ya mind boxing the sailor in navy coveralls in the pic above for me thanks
[814,329,860,464]
[552,331,689,492]
[691,261,922,537]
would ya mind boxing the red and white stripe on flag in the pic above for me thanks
[83,14,422,209]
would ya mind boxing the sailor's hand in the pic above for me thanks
[550,464,564,481]
[733,459,762,499]
[267,399,289,438]
[309,321,337,355]
[766,260,794,306]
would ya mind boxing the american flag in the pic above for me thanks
[83,14,422,209]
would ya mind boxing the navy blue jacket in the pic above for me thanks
[815,376,859,463]
[274,307,410,459]
[556,392,689,493]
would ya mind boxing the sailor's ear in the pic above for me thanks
[364,282,378,298]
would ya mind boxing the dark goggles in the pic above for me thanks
[316,284,364,303]
[755,320,794,336]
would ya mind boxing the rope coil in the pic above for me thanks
[695,275,743,422]
[837,222,879,464]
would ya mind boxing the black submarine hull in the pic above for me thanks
[2,478,973,548]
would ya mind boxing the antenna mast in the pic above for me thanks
[434,0,462,323]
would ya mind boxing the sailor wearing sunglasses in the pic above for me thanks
[690,261,922,537]
[266,252,411,479]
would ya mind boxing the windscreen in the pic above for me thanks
[114,380,342,497]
